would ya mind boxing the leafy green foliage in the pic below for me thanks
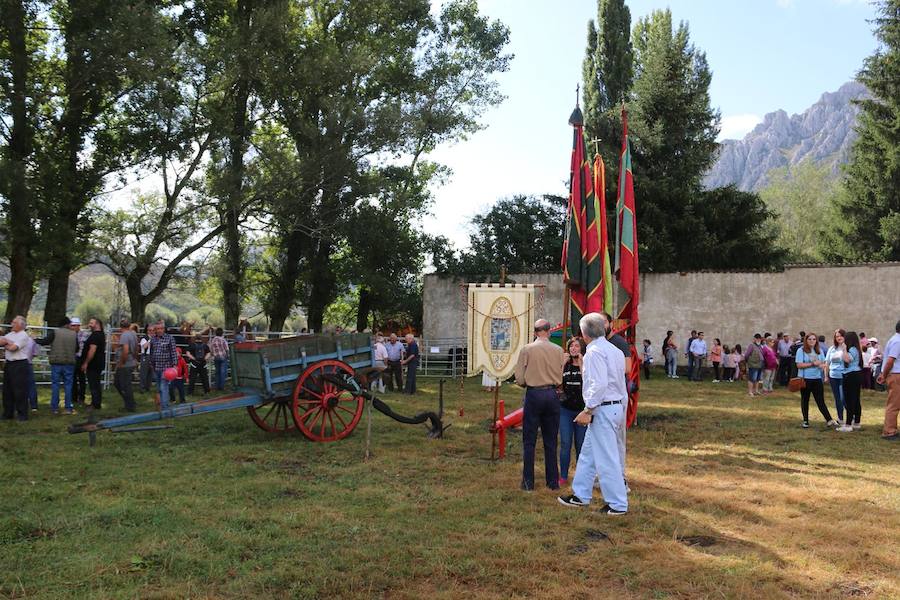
[431,195,566,278]
[757,161,844,262]
[74,297,109,324]
[826,0,900,262]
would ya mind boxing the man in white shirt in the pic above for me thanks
[689,332,708,381]
[372,334,388,393]
[558,312,628,515]
[877,319,900,441]
[1,316,33,421]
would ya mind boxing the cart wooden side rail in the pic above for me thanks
[68,334,376,445]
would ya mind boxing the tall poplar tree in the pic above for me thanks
[823,0,900,262]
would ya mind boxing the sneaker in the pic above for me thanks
[712,379,719,383]
[801,421,809,429]
[65,409,76,415]
[597,504,627,516]
[852,423,861,430]
[826,419,840,428]
[837,425,854,432]
[31,408,38,413]
[557,494,588,507]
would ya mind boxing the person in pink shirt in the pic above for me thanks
[709,338,723,382]
[761,337,779,393]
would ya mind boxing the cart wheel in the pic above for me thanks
[292,359,364,442]
[247,397,296,433]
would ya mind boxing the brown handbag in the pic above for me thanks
[788,377,806,392]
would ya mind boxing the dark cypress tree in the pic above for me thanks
[823,0,900,262]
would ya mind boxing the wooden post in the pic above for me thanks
[364,398,373,461]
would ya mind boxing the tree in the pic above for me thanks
[758,161,842,262]
[36,0,179,324]
[431,195,567,277]
[255,0,510,332]
[582,0,633,205]
[90,192,224,324]
[825,0,900,262]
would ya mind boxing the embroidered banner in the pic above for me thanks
[466,284,536,380]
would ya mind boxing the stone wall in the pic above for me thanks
[423,263,900,362]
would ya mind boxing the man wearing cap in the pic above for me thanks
[0,316,33,421]
[877,320,900,441]
[558,312,628,515]
[149,322,178,410]
[515,318,566,491]
[36,317,79,414]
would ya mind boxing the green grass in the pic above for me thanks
[1,375,897,599]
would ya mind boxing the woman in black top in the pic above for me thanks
[559,337,587,485]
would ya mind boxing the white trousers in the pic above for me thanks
[572,403,628,511]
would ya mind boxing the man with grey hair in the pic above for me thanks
[1,316,33,421]
[515,318,566,491]
[558,312,628,515]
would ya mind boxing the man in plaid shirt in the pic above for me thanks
[209,327,229,391]
[150,322,178,409]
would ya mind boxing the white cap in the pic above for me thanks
[70,317,81,325]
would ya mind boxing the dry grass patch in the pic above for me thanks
[0,375,897,598]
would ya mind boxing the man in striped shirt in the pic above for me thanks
[150,322,177,409]
[209,328,229,391]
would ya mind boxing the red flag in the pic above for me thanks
[615,106,640,427]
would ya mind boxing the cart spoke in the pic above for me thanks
[326,410,336,439]
[336,405,357,416]
[332,407,347,430]
[262,401,278,423]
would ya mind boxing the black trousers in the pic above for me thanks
[74,360,87,403]
[800,378,832,423]
[712,361,721,380]
[86,369,103,409]
[778,357,792,386]
[642,361,651,379]
[386,360,403,391]
[2,360,30,420]
[189,365,209,394]
[521,387,560,490]
[404,364,417,394]
[843,370,862,425]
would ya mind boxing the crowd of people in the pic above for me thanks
[650,323,900,439]
[514,312,631,516]
[0,316,233,421]
[371,333,419,395]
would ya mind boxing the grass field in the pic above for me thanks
[1,373,897,599]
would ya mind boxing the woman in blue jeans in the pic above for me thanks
[559,337,587,486]
[825,329,846,422]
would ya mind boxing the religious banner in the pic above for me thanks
[466,284,536,380]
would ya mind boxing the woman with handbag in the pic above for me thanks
[837,331,864,432]
[794,333,840,429]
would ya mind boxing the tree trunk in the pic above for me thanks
[43,267,72,326]
[126,275,148,325]
[220,1,253,331]
[2,0,36,322]
[306,240,335,333]
[356,287,372,332]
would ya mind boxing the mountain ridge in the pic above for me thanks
[704,81,868,192]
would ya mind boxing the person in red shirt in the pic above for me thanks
[173,348,189,404]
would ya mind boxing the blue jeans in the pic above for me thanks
[214,358,228,390]
[665,352,677,376]
[572,403,628,511]
[50,364,75,411]
[828,377,844,421]
[155,372,172,409]
[559,406,587,481]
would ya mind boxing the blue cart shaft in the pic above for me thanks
[68,391,265,434]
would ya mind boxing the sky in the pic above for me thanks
[422,0,880,248]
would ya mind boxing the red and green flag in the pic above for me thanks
[562,105,603,336]
[594,153,614,315]
[614,106,640,427]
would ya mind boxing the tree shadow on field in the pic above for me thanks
[634,401,898,468]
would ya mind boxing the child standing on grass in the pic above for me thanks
[722,345,734,381]
[642,339,653,379]
[173,348,188,404]
[734,344,746,382]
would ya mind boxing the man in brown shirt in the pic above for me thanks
[515,318,566,490]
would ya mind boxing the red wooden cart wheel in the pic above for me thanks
[247,397,296,433]
[291,360,364,442]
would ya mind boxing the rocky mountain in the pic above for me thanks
[704,81,869,192]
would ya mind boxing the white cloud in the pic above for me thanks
[718,114,763,141]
